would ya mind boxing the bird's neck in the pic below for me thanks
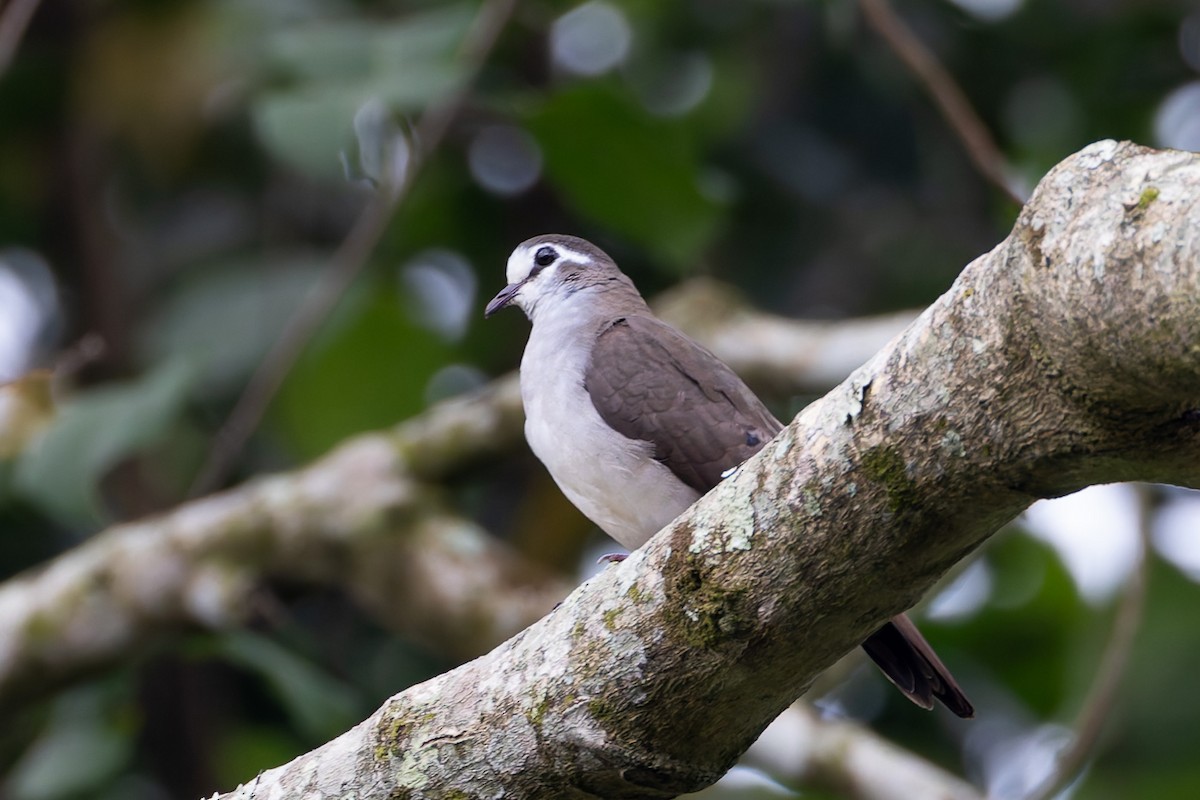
[528,280,650,330]
[521,282,649,388]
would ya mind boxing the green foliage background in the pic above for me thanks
[1,0,1199,797]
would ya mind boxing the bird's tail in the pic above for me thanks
[860,613,974,718]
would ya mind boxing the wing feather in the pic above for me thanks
[584,315,782,493]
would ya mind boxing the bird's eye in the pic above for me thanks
[534,246,557,268]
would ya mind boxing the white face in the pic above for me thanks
[492,238,598,318]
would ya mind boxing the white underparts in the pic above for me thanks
[519,291,700,550]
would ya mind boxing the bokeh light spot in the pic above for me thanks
[629,51,714,117]
[0,250,60,382]
[1155,81,1200,151]
[550,2,632,76]
[399,250,476,342]
[468,125,543,196]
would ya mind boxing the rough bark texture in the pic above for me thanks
[209,141,1200,799]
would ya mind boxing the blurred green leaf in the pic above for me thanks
[217,631,362,741]
[7,684,134,800]
[253,89,366,180]
[274,286,453,459]
[960,532,1089,715]
[212,725,305,794]
[526,85,724,269]
[13,361,195,527]
[9,728,129,800]
[265,8,471,83]
[252,5,471,177]
[1091,557,1200,797]
[138,257,325,396]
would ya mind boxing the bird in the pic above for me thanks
[485,233,973,718]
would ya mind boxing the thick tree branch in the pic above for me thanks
[208,141,1200,798]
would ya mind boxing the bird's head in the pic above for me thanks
[484,234,632,321]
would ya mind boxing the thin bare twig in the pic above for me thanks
[189,0,518,498]
[1023,484,1154,800]
[859,0,1026,205]
[53,332,106,379]
[0,0,42,79]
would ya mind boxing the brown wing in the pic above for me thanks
[584,315,782,493]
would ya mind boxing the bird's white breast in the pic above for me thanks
[519,299,701,550]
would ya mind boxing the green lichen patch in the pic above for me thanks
[1122,185,1161,220]
[860,445,918,514]
[22,609,59,643]
[800,485,823,518]
[374,705,416,762]
[625,581,648,604]
[527,691,551,728]
[662,557,755,649]
[602,607,622,631]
